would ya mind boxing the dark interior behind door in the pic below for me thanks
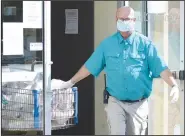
[51,1,94,135]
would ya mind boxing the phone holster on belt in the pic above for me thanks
[103,89,110,104]
[103,74,109,104]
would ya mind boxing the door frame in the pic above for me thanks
[42,1,52,135]
[0,0,2,134]
[117,1,124,8]
[180,1,184,135]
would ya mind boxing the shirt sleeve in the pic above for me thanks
[147,43,168,78]
[84,42,105,77]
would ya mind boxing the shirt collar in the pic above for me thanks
[117,31,136,45]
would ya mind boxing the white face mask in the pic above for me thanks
[117,19,135,32]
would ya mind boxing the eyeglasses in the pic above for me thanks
[118,18,135,21]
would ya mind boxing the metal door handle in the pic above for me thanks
[179,70,184,80]
[172,70,185,80]
[47,61,53,65]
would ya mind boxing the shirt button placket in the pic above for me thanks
[123,49,127,62]
[116,53,120,71]
[123,42,128,61]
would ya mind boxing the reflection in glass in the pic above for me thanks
[147,1,181,135]
[168,2,180,135]
[168,5,180,70]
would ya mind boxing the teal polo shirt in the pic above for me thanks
[85,31,168,100]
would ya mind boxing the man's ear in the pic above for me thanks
[115,15,118,22]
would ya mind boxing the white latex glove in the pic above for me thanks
[170,86,180,103]
[51,79,65,90]
[51,79,74,90]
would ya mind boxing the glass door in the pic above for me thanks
[147,1,184,135]
[1,1,52,135]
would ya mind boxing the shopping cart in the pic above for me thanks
[2,86,78,131]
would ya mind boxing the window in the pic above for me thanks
[1,1,43,65]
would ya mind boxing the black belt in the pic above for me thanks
[108,92,146,103]
[121,98,146,103]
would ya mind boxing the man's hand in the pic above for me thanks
[59,80,74,89]
[51,79,74,90]
[170,86,180,103]
[51,65,91,90]
[160,69,180,103]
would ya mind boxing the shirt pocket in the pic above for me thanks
[129,48,147,72]
[105,53,120,70]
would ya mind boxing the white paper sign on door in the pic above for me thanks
[30,42,43,51]
[3,23,24,55]
[23,1,42,28]
[65,9,78,34]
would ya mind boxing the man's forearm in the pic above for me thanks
[70,65,91,84]
[160,69,178,87]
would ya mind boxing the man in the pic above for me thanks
[52,6,179,135]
